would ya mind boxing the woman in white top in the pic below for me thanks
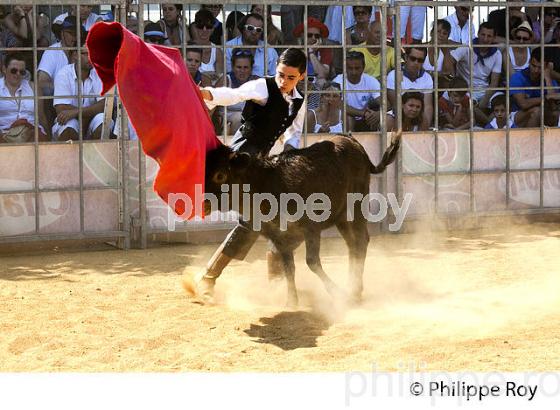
[306,81,343,134]
[423,19,453,74]
[158,4,189,46]
[190,8,223,83]
[504,22,533,77]
[0,53,46,143]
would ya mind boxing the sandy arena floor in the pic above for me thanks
[1,223,559,372]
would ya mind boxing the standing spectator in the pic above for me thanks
[225,13,278,77]
[185,45,212,87]
[504,22,533,77]
[332,51,381,131]
[158,4,188,46]
[190,9,224,83]
[52,48,107,141]
[387,46,434,130]
[351,21,396,81]
[395,2,427,44]
[445,22,502,112]
[214,49,259,134]
[251,4,283,46]
[346,6,373,45]
[386,91,424,132]
[445,5,475,45]
[201,4,223,45]
[306,81,343,134]
[324,6,368,45]
[0,53,46,143]
[293,18,332,84]
[509,48,560,127]
[280,6,329,45]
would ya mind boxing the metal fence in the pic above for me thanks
[0,1,559,249]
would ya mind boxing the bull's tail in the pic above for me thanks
[370,131,402,174]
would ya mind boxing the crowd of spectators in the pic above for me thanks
[1,2,560,144]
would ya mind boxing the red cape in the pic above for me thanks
[86,22,221,219]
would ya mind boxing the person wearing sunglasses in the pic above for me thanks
[444,5,475,46]
[197,48,308,302]
[388,47,434,130]
[293,17,331,84]
[157,3,189,46]
[531,6,560,43]
[504,22,534,77]
[143,21,168,45]
[225,13,278,77]
[345,6,372,46]
[488,1,532,44]
[189,9,223,84]
[250,4,283,47]
[0,53,46,143]
[201,4,223,45]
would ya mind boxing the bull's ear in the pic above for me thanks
[229,152,251,170]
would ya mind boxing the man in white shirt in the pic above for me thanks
[52,47,107,141]
[387,46,434,130]
[197,48,308,301]
[445,5,476,45]
[225,13,278,78]
[333,51,381,131]
[445,22,502,110]
[52,5,103,38]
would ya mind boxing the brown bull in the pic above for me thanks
[203,133,401,306]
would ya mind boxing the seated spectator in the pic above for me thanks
[225,13,278,77]
[532,6,560,43]
[386,92,424,132]
[545,22,560,82]
[346,6,373,45]
[333,51,381,132]
[201,4,223,45]
[3,5,51,49]
[387,46,434,130]
[225,11,245,42]
[438,78,470,130]
[306,81,343,134]
[544,98,560,127]
[351,21,396,81]
[157,4,189,46]
[509,47,560,127]
[213,49,259,134]
[445,22,502,113]
[190,9,224,84]
[0,53,46,143]
[37,16,85,138]
[396,3,426,44]
[488,3,531,44]
[251,4,283,46]
[143,22,167,45]
[52,47,108,141]
[445,5,475,45]
[185,45,212,87]
[53,5,102,37]
[484,94,524,129]
[424,19,453,75]
[293,18,332,85]
[504,22,533,77]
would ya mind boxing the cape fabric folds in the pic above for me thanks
[86,22,221,219]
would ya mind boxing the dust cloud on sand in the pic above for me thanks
[1,222,559,371]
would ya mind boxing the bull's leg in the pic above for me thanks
[266,240,285,282]
[336,219,369,304]
[304,230,345,300]
[280,251,298,307]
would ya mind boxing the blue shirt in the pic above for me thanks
[510,69,559,111]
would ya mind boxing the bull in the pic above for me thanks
[202,133,401,306]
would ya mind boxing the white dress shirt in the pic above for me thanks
[0,78,40,131]
[204,77,306,149]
